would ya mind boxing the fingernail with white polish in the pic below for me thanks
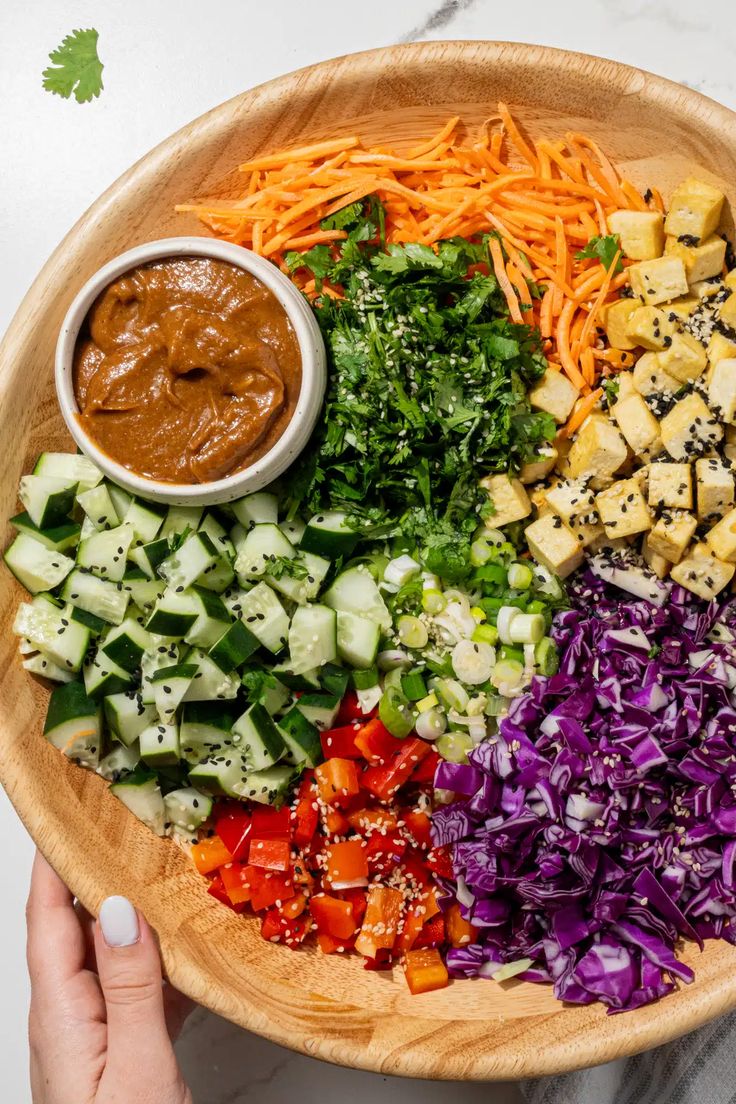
[99,896,140,948]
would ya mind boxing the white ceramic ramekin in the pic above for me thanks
[55,237,326,505]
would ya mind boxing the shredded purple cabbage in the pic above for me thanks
[432,573,736,1012]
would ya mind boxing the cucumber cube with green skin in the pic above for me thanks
[181,649,240,702]
[193,555,235,594]
[100,617,153,672]
[160,504,203,540]
[128,537,170,579]
[34,452,102,492]
[140,640,181,705]
[209,620,260,673]
[280,518,306,545]
[123,499,167,546]
[323,566,391,632]
[269,663,321,692]
[139,722,181,767]
[231,702,286,771]
[199,513,236,561]
[145,588,199,637]
[320,663,351,699]
[238,583,289,654]
[76,523,136,583]
[97,740,141,782]
[300,511,359,558]
[9,512,81,553]
[104,691,157,747]
[163,788,212,832]
[336,610,381,668]
[235,523,295,582]
[188,753,251,798]
[267,551,332,605]
[234,765,294,807]
[22,652,76,683]
[183,587,231,649]
[295,693,341,731]
[110,774,166,835]
[288,604,337,674]
[222,587,254,621]
[278,707,321,767]
[12,600,90,672]
[83,651,135,701]
[70,605,107,635]
[43,681,101,769]
[62,569,130,626]
[261,679,290,716]
[180,701,239,765]
[76,484,120,531]
[3,533,75,594]
[107,484,132,521]
[159,531,219,590]
[121,569,165,611]
[231,492,278,529]
[151,663,197,724]
[19,474,78,529]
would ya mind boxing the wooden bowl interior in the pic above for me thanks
[3,41,736,1080]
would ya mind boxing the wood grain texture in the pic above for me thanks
[3,41,736,1080]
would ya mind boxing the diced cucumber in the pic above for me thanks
[83,651,134,700]
[181,649,240,701]
[70,605,107,635]
[279,707,322,767]
[163,787,212,832]
[140,640,181,704]
[267,551,331,604]
[209,620,259,672]
[235,524,295,582]
[188,753,251,798]
[193,555,235,593]
[336,609,381,668]
[62,569,130,625]
[159,531,219,591]
[295,693,340,731]
[300,511,359,558]
[288,604,337,674]
[22,652,75,683]
[351,665,379,690]
[151,663,197,723]
[261,679,290,716]
[231,491,278,529]
[238,583,289,653]
[145,588,199,636]
[230,523,248,561]
[76,523,135,582]
[140,721,181,766]
[184,587,231,648]
[9,512,81,553]
[4,533,74,594]
[281,518,306,544]
[19,474,77,529]
[43,681,101,769]
[34,452,102,492]
[107,484,132,521]
[270,663,322,691]
[128,537,170,579]
[97,741,141,782]
[160,504,203,540]
[222,586,254,619]
[99,616,152,672]
[104,691,157,747]
[180,701,239,765]
[123,498,166,545]
[76,484,120,531]
[320,663,351,699]
[110,774,165,835]
[199,513,236,560]
[231,702,286,770]
[324,565,391,632]
[13,599,90,672]
[235,765,294,806]
[121,568,165,611]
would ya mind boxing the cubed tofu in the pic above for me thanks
[632,351,681,397]
[616,372,637,401]
[568,416,627,488]
[695,456,735,521]
[664,234,727,284]
[657,332,708,383]
[707,330,736,367]
[528,367,578,424]
[726,270,736,291]
[524,514,584,578]
[625,305,677,351]
[665,296,700,323]
[544,478,602,547]
[608,209,665,261]
[708,359,736,423]
[480,474,532,527]
[603,298,641,350]
[706,506,736,562]
[659,392,722,461]
[691,278,725,300]
[610,393,662,460]
[519,446,558,484]
[642,534,671,579]
[647,462,693,509]
[595,478,653,538]
[725,424,736,464]
[529,483,554,519]
[629,256,689,306]
[671,541,735,598]
[647,510,698,564]
[664,178,725,242]
[718,292,736,329]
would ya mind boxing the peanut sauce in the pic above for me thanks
[73,256,302,484]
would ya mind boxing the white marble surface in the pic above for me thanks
[2,2,736,1101]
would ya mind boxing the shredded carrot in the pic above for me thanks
[489,237,523,323]
[562,388,604,437]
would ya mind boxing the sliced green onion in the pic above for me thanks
[352,665,379,690]
[415,707,447,741]
[383,667,405,693]
[507,562,533,590]
[422,588,446,614]
[378,687,415,738]
[436,678,470,712]
[451,639,495,685]
[378,649,412,671]
[491,958,534,982]
[470,539,493,566]
[497,605,521,645]
[437,730,475,763]
[397,614,429,649]
[401,671,428,701]
[491,658,524,692]
[484,693,508,716]
[479,526,505,547]
[474,563,507,587]
[498,644,524,664]
[470,605,486,622]
[509,612,545,645]
[472,623,499,646]
[525,599,547,615]
[535,636,559,676]
[416,691,438,714]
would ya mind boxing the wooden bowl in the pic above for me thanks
[3,41,736,1081]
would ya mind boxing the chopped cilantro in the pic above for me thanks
[576,234,623,274]
[240,666,279,704]
[42,28,104,104]
[267,556,309,580]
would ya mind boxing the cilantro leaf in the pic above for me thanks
[268,556,309,580]
[371,242,444,274]
[240,666,279,705]
[285,244,333,280]
[576,234,623,274]
[320,201,366,231]
[42,28,104,104]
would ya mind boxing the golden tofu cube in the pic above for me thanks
[664,234,727,284]
[665,296,700,323]
[519,446,558,484]
[595,478,653,538]
[528,367,578,424]
[611,393,662,460]
[603,298,641,350]
[647,510,698,563]
[625,305,677,351]
[657,332,707,383]
[718,292,736,329]
[616,372,637,401]
[632,351,681,397]
[524,514,584,578]
[707,330,736,367]
[708,359,736,424]
[544,478,602,547]
[629,256,689,306]
[724,424,736,464]
[642,534,671,579]
[480,474,532,528]
[647,462,693,509]
[664,178,725,242]
[529,483,554,519]
[608,209,665,261]
[695,457,735,521]
[691,278,725,300]
[706,507,736,562]
[660,392,722,460]
[568,416,627,488]
[725,270,736,291]
[671,541,735,598]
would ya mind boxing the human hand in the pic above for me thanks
[27,850,193,1104]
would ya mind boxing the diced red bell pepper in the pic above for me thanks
[363,949,394,971]
[336,886,367,926]
[362,738,430,802]
[207,872,234,909]
[248,867,295,912]
[325,839,369,889]
[335,690,367,725]
[446,903,478,948]
[347,806,398,834]
[411,749,441,785]
[354,885,404,957]
[292,795,319,849]
[426,845,454,880]
[365,830,408,876]
[412,913,446,950]
[248,837,292,871]
[315,758,360,807]
[353,717,398,764]
[309,893,358,940]
[261,908,311,945]
[320,724,362,759]
[324,807,351,836]
[251,805,292,841]
[317,932,355,954]
[220,862,253,906]
[399,849,432,890]
[192,835,233,875]
[401,808,433,849]
[404,948,449,994]
[393,902,425,955]
[215,809,252,861]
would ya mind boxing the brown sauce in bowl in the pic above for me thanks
[72,256,302,484]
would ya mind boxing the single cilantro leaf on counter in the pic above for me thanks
[576,233,623,274]
[42,28,104,103]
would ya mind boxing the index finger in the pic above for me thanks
[26,850,86,984]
